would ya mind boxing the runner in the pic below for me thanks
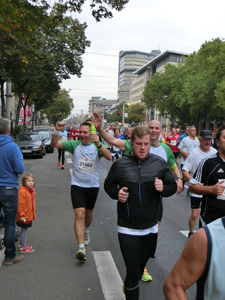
[93,113,183,281]
[104,125,177,300]
[51,121,111,261]
[166,127,180,162]
[182,130,217,238]
[189,124,225,226]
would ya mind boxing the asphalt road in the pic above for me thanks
[0,150,196,300]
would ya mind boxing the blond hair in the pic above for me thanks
[22,174,35,187]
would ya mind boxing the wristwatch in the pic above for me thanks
[97,144,102,149]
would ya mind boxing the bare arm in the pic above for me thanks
[163,228,207,300]
[171,167,183,195]
[50,121,66,149]
[93,112,126,151]
[91,133,112,161]
[182,170,192,181]
[178,148,188,159]
[189,181,224,196]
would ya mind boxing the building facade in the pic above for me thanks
[131,50,189,130]
[117,50,161,104]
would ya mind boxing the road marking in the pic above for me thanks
[0,235,4,265]
[65,151,69,156]
[93,251,125,300]
[66,158,73,164]
[180,230,196,237]
[69,169,73,176]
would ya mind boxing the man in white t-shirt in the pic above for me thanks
[51,121,111,261]
[108,123,115,136]
[182,130,217,238]
[178,126,200,170]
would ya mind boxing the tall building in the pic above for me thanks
[118,50,161,104]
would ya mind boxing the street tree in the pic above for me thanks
[41,89,74,125]
[125,103,146,125]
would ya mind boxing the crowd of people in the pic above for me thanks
[0,115,225,300]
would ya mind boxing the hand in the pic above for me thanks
[183,152,189,159]
[154,177,163,192]
[118,187,129,203]
[90,133,99,143]
[93,112,102,131]
[176,178,183,195]
[212,180,225,196]
[55,121,66,131]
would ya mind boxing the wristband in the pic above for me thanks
[97,144,102,149]
[177,177,182,180]
[53,130,60,136]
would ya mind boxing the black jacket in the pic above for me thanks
[104,153,177,229]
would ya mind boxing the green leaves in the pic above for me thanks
[142,38,225,125]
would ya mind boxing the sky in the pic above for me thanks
[60,0,225,116]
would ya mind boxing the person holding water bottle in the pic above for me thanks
[51,118,111,262]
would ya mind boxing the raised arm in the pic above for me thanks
[51,121,66,149]
[163,228,207,299]
[93,112,126,151]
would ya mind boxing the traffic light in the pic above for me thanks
[163,124,167,128]
[118,111,120,116]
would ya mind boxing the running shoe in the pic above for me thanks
[20,247,35,253]
[141,267,152,282]
[84,230,90,246]
[75,248,86,261]
[18,244,33,250]
[61,165,64,170]
[57,162,60,166]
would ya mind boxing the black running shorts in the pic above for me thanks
[191,196,201,209]
[71,185,99,210]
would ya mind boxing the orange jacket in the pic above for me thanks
[16,185,36,224]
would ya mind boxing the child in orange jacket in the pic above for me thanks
[16,174,36,253]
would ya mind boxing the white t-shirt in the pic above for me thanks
[178,136,200,165]
[182,146,217,197]
[59,130,67,142]
[62,140,102,188]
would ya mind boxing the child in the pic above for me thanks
[16,174,36,253]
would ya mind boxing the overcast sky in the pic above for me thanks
[60,0,225,115]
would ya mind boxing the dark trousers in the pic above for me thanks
[118,232,157,300]
[0,187,18,260]
[58,149,65,165]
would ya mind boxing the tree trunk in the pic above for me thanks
[15,86,23,125]
[0,75,6,117]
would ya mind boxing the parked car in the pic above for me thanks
[15,132,46,158]
[32,129,54,153]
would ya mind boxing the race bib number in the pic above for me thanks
[217,179,225,200]
[171,140,177,146]
[79,157,95,173]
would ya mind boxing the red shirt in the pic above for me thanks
[166,134,180,152]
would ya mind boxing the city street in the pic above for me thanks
[0,150,196,300]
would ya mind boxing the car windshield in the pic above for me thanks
[38,131,50,139]
[18,134,41,141]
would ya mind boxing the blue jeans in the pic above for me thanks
[0,187,18,260]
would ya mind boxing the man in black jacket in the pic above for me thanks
[104,126,177,300]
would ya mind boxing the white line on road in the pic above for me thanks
[69,169,73,176]
[93,251,125,300]
[66,158,73,164]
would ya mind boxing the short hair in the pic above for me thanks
[184,125,189,130]
[216,124,225,140]
[80,122,91,128]
[131,125,150,141]
[114,128,120,133]
[188,125,196,132]
[22,174,35,187]
[0,118,10,135]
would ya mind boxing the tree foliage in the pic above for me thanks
[142,38,225,126]
[0,0,128,123]
[41,89,74,124]
[125,103,146,124]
